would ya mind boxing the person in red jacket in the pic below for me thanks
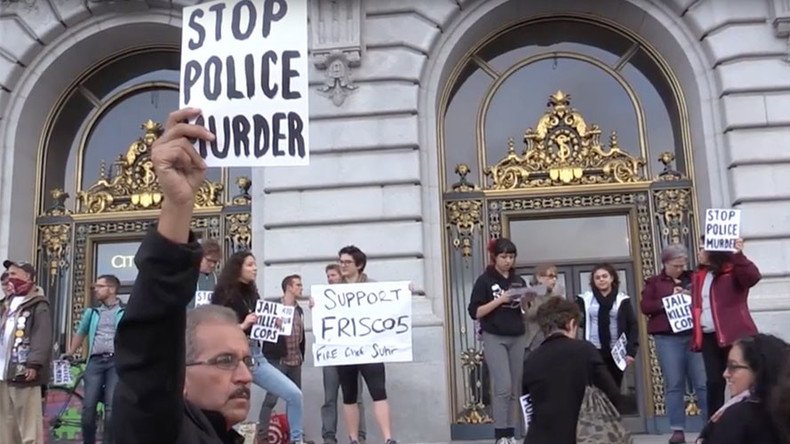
[641,244,707,444]
[691,237,761,420]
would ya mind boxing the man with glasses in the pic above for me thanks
[189,238,222,309]
[112,108,254,443]
[63,274,125,444]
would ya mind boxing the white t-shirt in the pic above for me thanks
[0,298,25,381]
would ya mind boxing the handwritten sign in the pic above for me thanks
[704,209,741,251]
[194,291,213,307]
[311,281,412,366]
[250,300,295,343]
[520,393,533,430]
[180,0,310,167]
[611,333,628,371]
[662,293,693,333]
[51,360,72,386]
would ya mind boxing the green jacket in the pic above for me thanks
[76,304,125,356]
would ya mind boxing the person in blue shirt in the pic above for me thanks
[64,274,125,444]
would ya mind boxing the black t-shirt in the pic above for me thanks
[467,266,526,336]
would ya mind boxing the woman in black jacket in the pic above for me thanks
[576,263,639,388]
[468,238,527,444]
[523,297,622,444]
[696,333,789,444]
[211,251,307,444]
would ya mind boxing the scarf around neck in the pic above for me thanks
[593,284,618,351]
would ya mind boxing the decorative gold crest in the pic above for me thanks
[76,120,223,213]
[485,91,647,189]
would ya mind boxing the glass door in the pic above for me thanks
[510,213,646,432]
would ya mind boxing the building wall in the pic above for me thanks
[1,0,790,441]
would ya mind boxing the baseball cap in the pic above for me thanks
[3,260,36,277]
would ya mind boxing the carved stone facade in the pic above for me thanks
[310,0,363,106]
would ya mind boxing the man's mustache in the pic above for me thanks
[230,387,251,400]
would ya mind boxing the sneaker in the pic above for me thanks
[384,440,397,444]
[358,437,366,444]
[668,430,686,444]
[323,439,337,444]
[495,438,510,444]
[507,438,518,444]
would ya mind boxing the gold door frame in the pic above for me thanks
[444,92,700,427]
[35,120,253,355]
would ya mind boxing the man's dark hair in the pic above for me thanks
[0,272,7,282]
[537,297,581,335]
[338,245,367,272]
[281,274,301,293]
[97,274,121,291]
[201,238,222,258]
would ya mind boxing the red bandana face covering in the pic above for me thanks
[7,277,33,296]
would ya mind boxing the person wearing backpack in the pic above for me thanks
[64,274,125,444]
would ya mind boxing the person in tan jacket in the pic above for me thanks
[522,263,563,395]
[0,260,53,444]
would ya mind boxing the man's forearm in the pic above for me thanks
[67,334,85,355]
[157,200,194,244]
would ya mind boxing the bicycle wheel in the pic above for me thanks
[42,387,84,443]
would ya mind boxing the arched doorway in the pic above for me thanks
[440,16,701,438]
[33,46,253,355]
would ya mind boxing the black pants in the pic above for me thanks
[337,363,387,404]
[701,333,730,419]
[600,348,624,388]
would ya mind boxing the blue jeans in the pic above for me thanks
[251,347,303,441]
[82,354,118,444]
[653,334,708,430]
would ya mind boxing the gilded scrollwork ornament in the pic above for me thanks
[45,189,72,216]
[485,91,647,189]
[39,224,71,283]
[456,348,492,424]
[227,213,252,252]
[76,120,224,213]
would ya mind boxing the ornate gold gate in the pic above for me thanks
[34,120,253,351]
[444,92,699,435]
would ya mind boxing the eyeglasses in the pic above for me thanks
[725,363,751,373]
[186,354,257,371]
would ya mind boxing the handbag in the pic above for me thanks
[576,385,631,444]
[263,413,290,444]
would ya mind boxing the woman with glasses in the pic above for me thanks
[695,334,788,444]
[211,251,307,444]
[522,264,562,393]
[691,237,761,419]
[641,244,707,443]
[576,263,639,388]
[468,238,528,444]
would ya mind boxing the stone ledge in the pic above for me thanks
[310,82,418,119]
[725,127,790,163]
[365,0,459,29]
[702,23,787,66]
[261,220,424,262]
[307,114,419,153]
[684,0,769,38]
[309,47,425,85]
[717,59,790,94]
[262,184,422,226]
[262,148,421,191]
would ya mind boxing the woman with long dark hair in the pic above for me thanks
[468,238,528,444]
[691,237,761,418]
[211,251,307,444]
[695,333,789,444]
[576,263,639,388]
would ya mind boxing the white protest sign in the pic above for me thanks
[662,293,693,333]
[51,360,72,386]
[611,333,628,371]
[311,281,412,367]
[250,300,284,343]
[704,209,741,251]
[520,393,533,430]
[180,0,310,167]
[279,305,295,336]
[194,291,213,307]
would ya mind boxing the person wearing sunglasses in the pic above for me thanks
[695,333,788,444]
[112,108,255,443]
